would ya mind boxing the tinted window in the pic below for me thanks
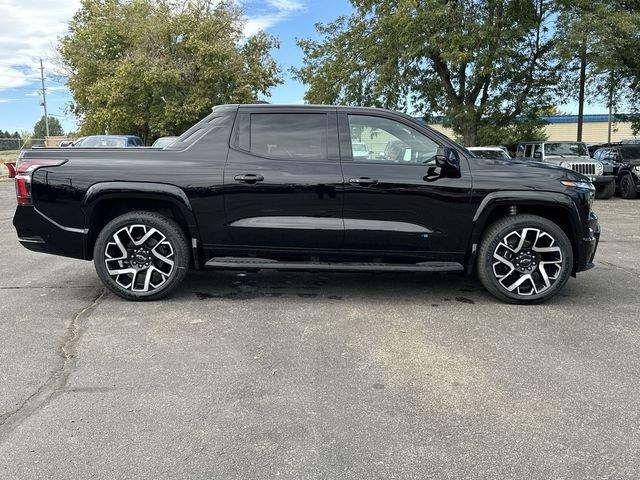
[250,113,327,161]
[621,146,640,161]
[347,115,438,164]
[526,145,533,157]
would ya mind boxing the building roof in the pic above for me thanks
[426,114,630,125]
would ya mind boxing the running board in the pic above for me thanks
[204,257,464,273]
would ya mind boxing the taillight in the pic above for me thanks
[15,159,67,205]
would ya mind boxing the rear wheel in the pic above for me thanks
[477,214,573,304]
[620,174,638,199]
[93,211,189,300]
[595,180,615,200]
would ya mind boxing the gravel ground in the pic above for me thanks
[0,179,638,479]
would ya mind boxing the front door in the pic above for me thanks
[339,113,473,257]
[223,108,344,250]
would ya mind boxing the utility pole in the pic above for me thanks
[576,47,587,142]
[607,72,614,144]
[39,58,50,138]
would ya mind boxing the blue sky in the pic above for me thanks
[0,0,605,134]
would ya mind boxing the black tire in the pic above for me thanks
[620,174,638,199]
[477,214,573,304]
[93,211,189,301]
[595,180,615,200]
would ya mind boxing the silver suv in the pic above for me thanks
[516,141,616,199]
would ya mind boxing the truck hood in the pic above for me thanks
[469,156,592,190]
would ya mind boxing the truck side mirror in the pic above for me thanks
[434,146,461,177]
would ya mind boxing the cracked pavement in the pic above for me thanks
[0,179,639,479]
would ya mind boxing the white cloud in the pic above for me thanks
[243,0,305,37]
[0,0,81,92]
[267,0,304,12]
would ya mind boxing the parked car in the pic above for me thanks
[152,136,178,148]
[76,135,144,148]
[593,144,640,199]
[71,136,87,147]
[516,141,616,199]
[467,146,511,159]
[13,104,600,304]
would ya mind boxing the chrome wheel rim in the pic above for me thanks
[104,224,175,292]
[492,227,563,296]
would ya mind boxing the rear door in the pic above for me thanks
[223,107,344,250]
[338,111,473,256]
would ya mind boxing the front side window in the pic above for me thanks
[347,115,438,164]
[249,113,327,161]
[524,145,533,157]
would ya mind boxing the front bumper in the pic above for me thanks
[590,175,616,187]
[13,205,88,260]
[575,211,600,273]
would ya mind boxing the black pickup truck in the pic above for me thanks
[13,104,600,303]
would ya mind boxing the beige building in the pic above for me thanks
[427,114,639,145]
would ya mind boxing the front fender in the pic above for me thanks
[467,190,583,271]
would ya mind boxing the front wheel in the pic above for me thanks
[477,214,573,304]
[93,211,190,300]
[620,174,638,199]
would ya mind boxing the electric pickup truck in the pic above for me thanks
[13,104,600,303]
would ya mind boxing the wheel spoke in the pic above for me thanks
[492,226,564,297]
[504,273,533,292]
[104,223,175,293]
[151,243,174,267]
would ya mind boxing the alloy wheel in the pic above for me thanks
[492,227,563,296]
[104,224,175,292]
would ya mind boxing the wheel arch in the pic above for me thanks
[467,191,582,274]
[82,182,201,265]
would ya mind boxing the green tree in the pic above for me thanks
[555,0,640,141]
[33,115,64,138]
[295,0,558,146]
[58,0,282,143]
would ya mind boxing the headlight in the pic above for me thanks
[561,180,595,190]
[561,161,572,169]
[595,161,604,176]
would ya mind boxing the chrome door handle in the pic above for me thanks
[349,177,378,185]
[234,174,264,184]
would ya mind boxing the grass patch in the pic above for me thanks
[0,150,19,163]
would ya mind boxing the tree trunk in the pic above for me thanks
[577,48,587,142]
[461,123,478,147]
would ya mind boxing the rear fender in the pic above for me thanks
[82,182,202,265]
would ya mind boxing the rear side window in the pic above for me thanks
[249,113,327,161]
[621,146,640,160]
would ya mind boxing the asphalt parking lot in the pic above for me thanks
[0,179,639,479]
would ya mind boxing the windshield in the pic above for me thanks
[352,143,368,153]
[471,149,510,159]
[544,142,588,157]
[81,137,127,148]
